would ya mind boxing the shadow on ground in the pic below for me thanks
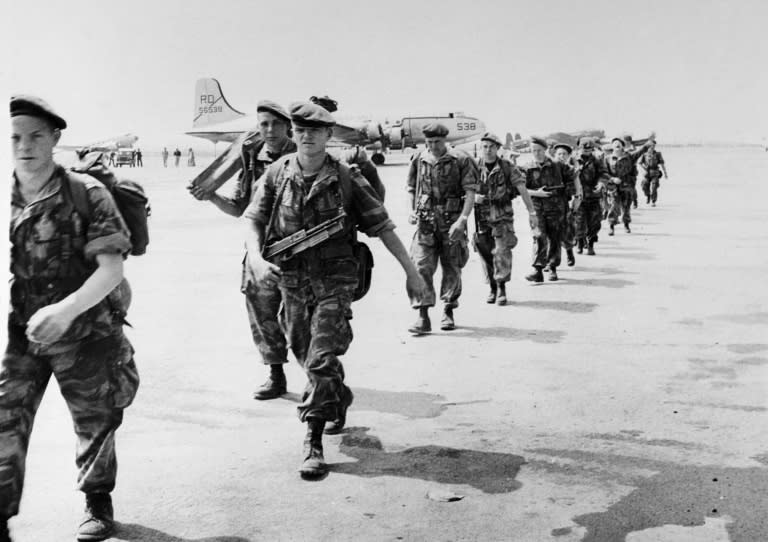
[552,278,635,289]
[333,427,525,494]
[510,300,598,313]
[528,448,768,542]
[592,251,656,261]
[113,524,251,542]
[451,326,565,343]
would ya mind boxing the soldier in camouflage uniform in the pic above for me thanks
[522,137,581,282]
[638,140,667,206]
[407,123,479,333]
[189,101,299,401]
[472,133,535,306]
[244,102,424,478]
[573,138,610,255]
[2,96,139,542]
[552,143,578,267]
[605,137,649,235]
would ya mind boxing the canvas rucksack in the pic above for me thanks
[69,152,150,256]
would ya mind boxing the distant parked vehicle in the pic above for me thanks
[115,149,135,167]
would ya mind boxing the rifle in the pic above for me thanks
[262,212,347,261]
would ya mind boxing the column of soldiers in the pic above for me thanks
[2,92,666,541]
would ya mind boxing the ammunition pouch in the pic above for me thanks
[352,242,373,301]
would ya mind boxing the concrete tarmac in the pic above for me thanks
[8,147,768,541]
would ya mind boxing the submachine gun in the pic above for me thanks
[262,212,346,261]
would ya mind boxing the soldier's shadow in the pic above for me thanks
[553,277,635,289]
[112,524,251,542]
[452,326,565,343]
[331,427,525,494]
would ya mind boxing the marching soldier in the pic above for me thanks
[605,136,650,235]
[473,132,536,305]
[573,138,610,255]
[243,102,425,478]
[188,101,298,401]
[623,134,640,208]
[522,137,581,282]
[3,96,139,541]
[638,140,668,206]
[407,123,479,333]
[552,143,578,266]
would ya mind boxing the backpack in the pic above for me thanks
[70,152,150,256]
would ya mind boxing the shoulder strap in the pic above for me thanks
[63,171,92,220]
[261,163,291,256]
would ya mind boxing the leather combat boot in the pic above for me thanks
[253,365,287,400]
[325,386,354,435]
[576,239,584,254]
[440,306,455,331]
[525,267,544,283]
[609,224,615,236]
[300,418,328,478]
[408,307,431,335]
[624,223,631,233]
[566,248,575,267]
[496,282,507,306]
[587,240,596,256]
[77,493,114,541]
[548,268,559,281]
[1,517,11,542]
[486,283,497,304]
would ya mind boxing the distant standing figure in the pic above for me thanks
[130,150,136,167]
[173,147,181,167]
[135,148,143,167]
[162,147,169,167]
[187,148,196,167]
[638,140,667,206]
[109,151,116,167]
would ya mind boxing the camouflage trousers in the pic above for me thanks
[532,212,563,269]
[242,260,288,366]
[641,175,661,203]
[271,262,357,423]
[0,325,138,518]
[473,221,517,284]
[607,188,633,226]
[561,206,576,250]
[575,198,603,243]
[410,221,470,309]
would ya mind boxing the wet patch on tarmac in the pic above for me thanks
[751,453,768,466]
[676,357,739,382]
[334,427,525,494]
[350,388,448,418]
[555,278,635,289]
[529,448,768,542]
[734,356,768,366]
[511,300,598,313]
[712,311,768,325]
[665,400,767,413]
[676,318,704,326]
[113,523,253,541]
[727,343,768,354]
[584,433,705,451]
[454,326,565,343]
[551,526,573,536]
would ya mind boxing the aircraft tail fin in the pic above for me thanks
[192,78,245,128]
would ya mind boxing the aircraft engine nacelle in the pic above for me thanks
[366,123,383,143]
[385,126,403,149]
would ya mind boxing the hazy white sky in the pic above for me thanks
[6,0,768,149]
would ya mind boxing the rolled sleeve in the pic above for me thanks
[406,156,418,193]
[509,165,525,187]
[350,171,396,237]
[83,185,131,261]
[243,170,274,225]
[459,156,480,193]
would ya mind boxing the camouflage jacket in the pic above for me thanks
[407,147,479,220]
[574,153,610,200]
[606,147,646,190]
[639,149,665,177]
[521,157,576,215]
[9,165,132,353]
[475,158,524,226]
[244,153,394,274]
[229,135,297,215]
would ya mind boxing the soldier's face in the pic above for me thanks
[554,148,570,163]
[426,137,447,157]
[531,143,547,163]
[481,141,499,162]
[293,125,332,157]
[612,141,625,154]
[258,112,289,150]
[11,116,60,176]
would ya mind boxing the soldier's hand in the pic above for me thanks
[611,177,622,185]
[247,254,282,285]
[474,193,486,204]
[408,211,418,225]
[26,302,79,345]
[528,213,538,231]
[406,272,427,300]
[448,217,467,243]
[187,183,212,201]
[530,188,551,198]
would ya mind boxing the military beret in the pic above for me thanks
[611,137,626,147]
[530,136,548,149]
[10,95,67,129]
[422,123,449,138]
[553,142,573,154]
[289,101,335,127]
[579,137,595,150]
[480,132,502,147]
[256,100,291,123]
[623,133,634,143]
